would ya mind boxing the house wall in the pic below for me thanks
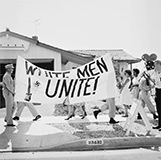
[0,35,62,108]
[62,61,81,71]
[0,35,62,71]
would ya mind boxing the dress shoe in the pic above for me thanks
[13,116,20,121]
[93,109,101,119]
[33,115,41,121]
[109,118,119,124]
[65,114,75,120]
[153,126,161,129]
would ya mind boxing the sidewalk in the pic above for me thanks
[0,110,161,152]
[1,148,161,160]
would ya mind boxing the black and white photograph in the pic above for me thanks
[0,0,161,159]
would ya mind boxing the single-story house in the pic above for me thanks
[0,29,92,108]
[0,29,141,108]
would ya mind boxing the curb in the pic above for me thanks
[13,136,161,152]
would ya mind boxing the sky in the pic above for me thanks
[0,0,161,69]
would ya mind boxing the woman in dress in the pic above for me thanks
[131,68,140,99]
[120,70,132,117]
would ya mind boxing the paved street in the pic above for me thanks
[0,148,161,160]
[0,104,161,153]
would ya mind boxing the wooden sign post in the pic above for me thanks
[124,99,152,135]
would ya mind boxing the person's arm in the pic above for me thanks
[120,79,129,93]
[3,75,14,95]
[139,80,150,91]
[132,84,139,87]
[130,83,139,91]
[0,82,4,87]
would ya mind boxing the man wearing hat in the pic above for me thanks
[2,64,15,126]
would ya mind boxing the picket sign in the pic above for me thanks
[123,98,152,135]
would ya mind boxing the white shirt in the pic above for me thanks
[154,71,161,89]
[132,76,139,85]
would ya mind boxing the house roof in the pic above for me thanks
[71,49,141,64]
[0,29,141,65]
[0,29,93,65]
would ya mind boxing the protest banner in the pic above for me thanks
[14,54,118,104]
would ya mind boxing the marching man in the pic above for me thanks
[2,64,16,126]
[153,60,161,130]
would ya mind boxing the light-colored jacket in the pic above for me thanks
[2,72,14,95]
